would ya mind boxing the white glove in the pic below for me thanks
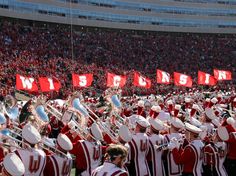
[167,142,176,150]
[168,137,180,150]
[68,120,76,130]
[174,138,181,149]
[167,137,177,150]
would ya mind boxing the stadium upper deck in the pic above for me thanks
[0,0,236,33]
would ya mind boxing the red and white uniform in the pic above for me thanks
[123,143,131,173]
[203,142,227,176]
[202,122,215,135]
[92,162,128,176]
[148,133,166,176]
[173,139,204,176]
[226,132,236,160]
[128,133,150,176]
[70,140,102,176]
[0,145,10,172]
[14,148,46,176]
[165,133,183,176]
[44,153,73,176]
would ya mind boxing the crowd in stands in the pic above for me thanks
[0,19,235,99]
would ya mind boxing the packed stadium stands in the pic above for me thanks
[0,18,235,99]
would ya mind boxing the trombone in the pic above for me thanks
[0,127,68,157]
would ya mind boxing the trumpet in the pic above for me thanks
[215,105,235,115]
[155,143,169,151]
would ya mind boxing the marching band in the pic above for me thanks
[0,89,235,176]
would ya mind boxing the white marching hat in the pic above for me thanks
[185,97,191,103]
[22,123,41,144]
[136,116,150,128]
[189,117,202,127]
[90,123,103,141]
[158,112,171,121]
[211,97,218,104]
[217,126,229,141]
[233,97,236,102]
[118,125,132,142]
[151,105,161,113]
[170,118,185,129]
[166,99,173,105]
[149,118,164,131]
[205,108,217,120]
[3,153,25,176]
[192,104,200,110]
[138,100,145,107]
[57,133,73,151]
[185,122,202,134]
[212,118,221,127]
[174,104,181,110]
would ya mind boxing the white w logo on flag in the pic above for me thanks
[19,76,35,89]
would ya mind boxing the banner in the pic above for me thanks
[107,72,127,88]
[156,69,171,84]
[214,69,232,81]
[72,73,93,87]
[15,69,233,91]
[174,72,192,87]
[16,74,38,92]
[133,72,151,88]
[198,71,217,86]
[39,77,61,92]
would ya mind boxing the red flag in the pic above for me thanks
[72,73,93,87]
[107,73,127,88]
[39,77,61,92]
[214,69,232,80]
[174,72,192,87]
[16,74,38,92]
[198,71,217,86]
[133,72,151,88]
[156,69,171,84]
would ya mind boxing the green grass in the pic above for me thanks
[70,168,76,176]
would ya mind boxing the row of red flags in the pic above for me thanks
[16,69,232,92]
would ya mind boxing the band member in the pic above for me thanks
[184,97,192,110]
[0,136,13,172]
[172,122,204,176]
[149,105,161,119]
[136,100,150,118]
[147,118,167,176]
[128,116,150,176]
[117,125,132,173]
[70,123,103,176]
[203,126,228,176]
[91,144,128,176]
[14,123,46,175]
[44,133,73,176]
[2,153,25,176]
[222,118,236,176]
[49,116,64,138]
[203,108,218,137]
[164,115,185,176]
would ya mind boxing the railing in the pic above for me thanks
[57,0,236,16]
[0,0,236,28]
[160,0,236,5]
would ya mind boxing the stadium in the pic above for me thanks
[0,0,235,176]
